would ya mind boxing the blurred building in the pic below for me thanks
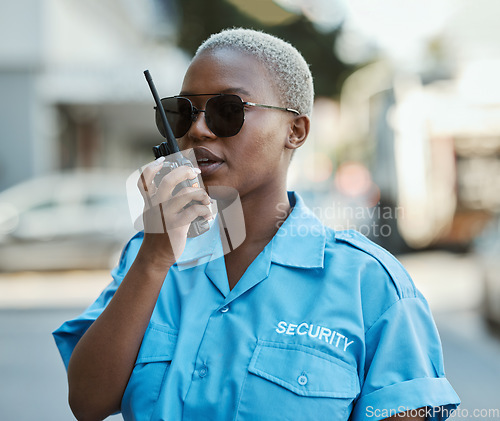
[2,0,499,254]
[333,0,500,251]
[0,0,188,191]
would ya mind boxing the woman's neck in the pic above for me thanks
[239,187,291,245]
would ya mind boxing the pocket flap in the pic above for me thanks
[136,322,178,364]
[248,341,359,398]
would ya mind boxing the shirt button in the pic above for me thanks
[220,306,229,313]
[297,374,308,386]
[199,365,208,378]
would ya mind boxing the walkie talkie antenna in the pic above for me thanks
[144,69,180,154]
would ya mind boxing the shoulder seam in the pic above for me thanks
[335,230,417,299]
[364,296,423,335]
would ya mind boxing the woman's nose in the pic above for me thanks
[188,110,216,140]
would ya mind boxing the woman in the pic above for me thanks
[54,28,460,420]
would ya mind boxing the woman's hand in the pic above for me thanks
[66,157,213,421]
[137,157,213,266]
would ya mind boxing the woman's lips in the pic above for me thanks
[197,158,224,176]
[193,147,225,177]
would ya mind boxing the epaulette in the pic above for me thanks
[334,230,417,299]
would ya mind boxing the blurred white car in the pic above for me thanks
[0,170,137,272]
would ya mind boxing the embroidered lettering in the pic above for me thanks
[276,321,287,334]
[297,323,308,335]
[275,321,354,352]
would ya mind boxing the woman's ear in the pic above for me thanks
[285,115,310,150]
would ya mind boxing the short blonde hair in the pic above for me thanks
[195,28,314,116]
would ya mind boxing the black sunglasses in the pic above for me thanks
[155,94,299,138]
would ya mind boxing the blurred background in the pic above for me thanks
[0,0,499,419]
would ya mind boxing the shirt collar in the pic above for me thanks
[270,192,327,269]
[175,191,327,270]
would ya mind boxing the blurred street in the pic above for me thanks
[2,0,500,420]
[1,251,499,420]
[0,271,119,421]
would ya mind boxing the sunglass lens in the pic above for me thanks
[206,95,244,137]
[156,97,192,138]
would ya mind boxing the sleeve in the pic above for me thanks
[350,294,460,421]
[52,232,144,370]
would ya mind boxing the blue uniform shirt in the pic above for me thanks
[53,192,460,420]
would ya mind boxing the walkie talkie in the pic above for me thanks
[144,70,210,238]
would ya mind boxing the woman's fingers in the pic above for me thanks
[166,186,211,212]
[145,198,212,236]
[137,156,165,198]
[154,166,201,204]
[137,160,212,235]
[161,188,213,230]
[168,202,213,232]
[138,160,203,210]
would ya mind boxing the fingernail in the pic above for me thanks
[193,167,201,174]
[153,156,165,166]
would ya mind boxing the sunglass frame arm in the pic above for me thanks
[243,102,300,115]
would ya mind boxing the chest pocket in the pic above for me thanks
[121,322,178,421]
[236,341,360,421]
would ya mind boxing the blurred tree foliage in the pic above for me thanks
[171,0,355,98]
